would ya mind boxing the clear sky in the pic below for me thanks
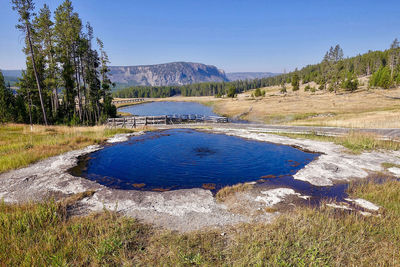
[1,0,400,72]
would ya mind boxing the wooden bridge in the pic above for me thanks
[112,98,145,105]
[106,114,228,128]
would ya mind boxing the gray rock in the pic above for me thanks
[109,62,228,86]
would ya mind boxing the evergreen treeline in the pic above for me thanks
[114,42,400,98]
[0,0,116,125]
[113,79,267,98]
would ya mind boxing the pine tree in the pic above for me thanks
[0,71,16,123]
[341,72,358,92]
[254,88,262,97]
[389,38,400,79]
[227,86,236,98]
[33,4,59,117]
[379,67,392,89]
[12,0,48,125]
[291,73,300,91]
[54,0,82,120]
[333,45,344,62]
[97,38,116,120]
[390,38,400,49]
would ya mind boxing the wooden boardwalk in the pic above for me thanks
[107,114,228,128]
[112,98,145,105]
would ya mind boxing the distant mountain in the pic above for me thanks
[1,69,23,78]
[226,72,278,81]
[1,69,23,87]
[109,62,229,87]
[1,67,279,88]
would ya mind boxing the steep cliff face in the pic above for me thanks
[109,62,229,86]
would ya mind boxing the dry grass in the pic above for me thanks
[1,177,400,265]
[382,162,400,169]
[155,84,400,128]
[59,190,96,209]
[277,131,400,153]
[289,108,400,128]
[215,183,254,202]
[117,111,133,117]
[0,123,136,173]
[113,99,151,108]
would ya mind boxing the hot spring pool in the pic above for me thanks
[69,129,348,201]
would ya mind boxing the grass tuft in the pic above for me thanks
[382,162,400,169]
[216,183,254,202]
[60,191,96,210]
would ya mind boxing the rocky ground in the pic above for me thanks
[0,127,399,232]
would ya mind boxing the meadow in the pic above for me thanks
[0,176,399,266]
[159,83,400,129]
[0,124,136,173]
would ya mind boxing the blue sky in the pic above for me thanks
[1,0,400,72]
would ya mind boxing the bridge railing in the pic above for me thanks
[112,98,145,104]
[106,114,228,128]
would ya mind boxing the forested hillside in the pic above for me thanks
[0,0,115,125]
[261,42,400,91]
[114,42,400,98]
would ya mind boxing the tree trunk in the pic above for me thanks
[72,44,82,121]
[79,56,88,124]
[27,89,33,131]
[79,56,86,120]
[26,22,48,125]
[48,44,59,115]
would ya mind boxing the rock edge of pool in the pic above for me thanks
[0,126,399,232]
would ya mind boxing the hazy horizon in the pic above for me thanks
[0,62,279,74]
[1,0,400,72]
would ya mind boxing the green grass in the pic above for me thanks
[0,200,151,266]
[276,131,400,153]
[382,162,400,169]
[0,124,136,173]
[1,178,400,265]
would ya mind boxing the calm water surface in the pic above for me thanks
[70,129,349,202]
[119,101,218,116]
